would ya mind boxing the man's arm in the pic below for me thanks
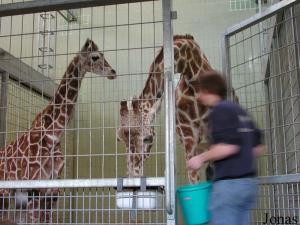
[187,143,239,171]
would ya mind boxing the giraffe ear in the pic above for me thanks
[81,38,91,52]
[120,100,128,116]
[88,39,99,51]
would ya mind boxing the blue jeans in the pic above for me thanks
[209,178,257,225]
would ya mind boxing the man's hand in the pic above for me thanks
[186,155,204,171]
[186,144,239,171]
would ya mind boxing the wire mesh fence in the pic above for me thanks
[0,187,166,224]
[252,182,300,225]
[223,0,300,223]
[0,0,171,224]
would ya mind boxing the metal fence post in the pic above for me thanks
[162,0,176,224]
[221,33,232,100]
[0,72,8,149]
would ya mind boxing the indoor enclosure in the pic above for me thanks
[0,0,298,224]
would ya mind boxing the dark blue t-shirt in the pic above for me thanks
[210,100,262,181]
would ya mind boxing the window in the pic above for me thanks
[230,0,258,11]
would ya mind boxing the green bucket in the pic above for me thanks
[177,182,212,225]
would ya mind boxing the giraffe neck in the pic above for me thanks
[53,56,85,121]
[139,48,164,103]
[32,55,86,135]
[139,36,212,108]
[174,37,212,81]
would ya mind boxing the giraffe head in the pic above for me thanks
[117,98,161,177]
[80,39,116,79]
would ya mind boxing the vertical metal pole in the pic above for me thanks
[290,5,300,174]
[0,72,8,149]
[162,0,176,224]
[258,0,262,12]
[221,33,232,100]
[265,81,275,175]
[291,5,300,96]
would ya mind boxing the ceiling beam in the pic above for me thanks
[0,0,157,17]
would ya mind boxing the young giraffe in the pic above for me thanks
[117,34,213,183]
[0,39,116,222]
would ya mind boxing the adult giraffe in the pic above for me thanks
[0,39,116,222]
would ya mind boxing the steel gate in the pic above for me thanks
[222,0,300,224]
[0,0,176,224]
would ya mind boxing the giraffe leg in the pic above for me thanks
[43,190,59,224]
[34,141,62,223]
[26,189,59,224]
[26,140,62,223]
[0,189,10,209]
[0,189,11,220]
[26,198,41,223]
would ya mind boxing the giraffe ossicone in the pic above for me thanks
[0,38,116,223]
[117,34,213,183]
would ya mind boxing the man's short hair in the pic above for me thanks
[190,70,227,99]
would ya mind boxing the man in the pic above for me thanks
[187,70,264,225]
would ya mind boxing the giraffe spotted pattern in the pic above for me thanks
[0,39,116,223]
[117,34,213,183]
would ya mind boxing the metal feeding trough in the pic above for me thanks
[115,177,162,210]
[116,190,159,209]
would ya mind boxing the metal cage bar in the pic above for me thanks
[0,0,158,17]
[162,0,175,223]
[0,0,174,224]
